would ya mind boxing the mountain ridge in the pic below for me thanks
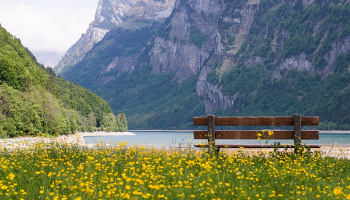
[59,0,350,129]
[55,0,175,74]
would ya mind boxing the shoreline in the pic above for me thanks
[0,131,135,149]
[0,131,349,159]
[131,130,350,134]
[77,131,136,137]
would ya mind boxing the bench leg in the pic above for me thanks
[294,114,302,154]
[207,146,220,155]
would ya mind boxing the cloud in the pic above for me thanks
[0,1,98,53]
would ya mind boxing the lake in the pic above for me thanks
[83,131,350,148]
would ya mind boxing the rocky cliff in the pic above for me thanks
[148,0,259,113]
[55,0,175,74]
[60,0,350,129]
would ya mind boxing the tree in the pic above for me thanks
[118,112,128,131]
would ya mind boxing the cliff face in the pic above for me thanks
[150,0,258,81]
[55,0,175,74]
[61,0,350,129]
[149,0,259,113]
[149,0,222,82]
[54,27,109,74]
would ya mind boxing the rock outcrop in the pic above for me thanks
[148,0,259,113]
[55,0,175,73]
[323,36,350,77]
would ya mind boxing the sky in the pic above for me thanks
[0,0,99,66]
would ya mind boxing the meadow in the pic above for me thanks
[0,143,349,200]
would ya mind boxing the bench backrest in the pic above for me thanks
[194,115,319,139]
[193,115,319,151]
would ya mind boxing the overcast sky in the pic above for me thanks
[0,0,99,57]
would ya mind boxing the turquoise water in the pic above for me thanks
[83,131,350,148]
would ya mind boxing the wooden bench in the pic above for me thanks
[193,114,320,153]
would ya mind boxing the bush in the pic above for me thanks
[190,29,207,48]
[206,70,219,85]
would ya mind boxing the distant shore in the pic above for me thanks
[319,130,350,134]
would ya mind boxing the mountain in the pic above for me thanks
[54,0,175,74]
[59,0,350,130]
[32,51,63,68]
[0,25,127,137]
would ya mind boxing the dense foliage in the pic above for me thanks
[0,143,349,199]
[0,25,127,137]
[102,72,204,129]
[190,29,207,48]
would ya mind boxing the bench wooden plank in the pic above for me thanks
[194,144,322,148]
[193,116,319,126]
[194,130,319,140]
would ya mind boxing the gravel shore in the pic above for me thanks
[0,131,135,149]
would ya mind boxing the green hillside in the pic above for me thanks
[0,25,127,137]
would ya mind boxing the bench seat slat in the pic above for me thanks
[194,144,322,148]
[194,130,319,140]
[193,116,319,126]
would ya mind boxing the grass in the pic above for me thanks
[0,143,349,200]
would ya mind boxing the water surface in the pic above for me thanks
[83,131,350,148]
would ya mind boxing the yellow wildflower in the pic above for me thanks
[333,188,342,196]
[8,173,15,180]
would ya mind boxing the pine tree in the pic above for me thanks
[118,112,128,131]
